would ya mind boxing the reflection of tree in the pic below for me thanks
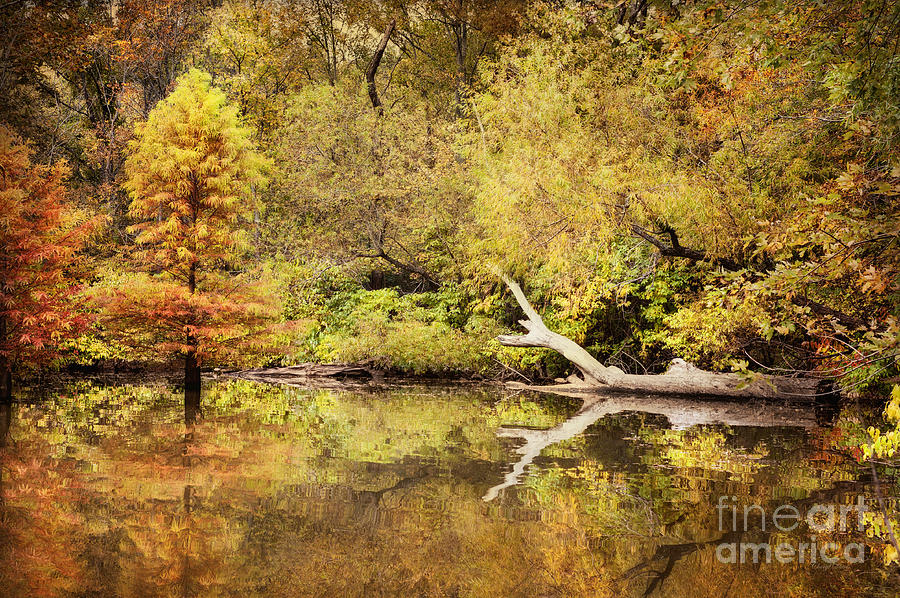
[179,389,200,598]
[0,406,87,595]
[350,466,429,530]
[0,399,9,585]
[486,392,883,596]
[185,388,201,427]
[624,531,743,597]
[0,399,9,508]
[484,400,610,500]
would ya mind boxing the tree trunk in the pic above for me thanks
[496,277,832,400]
[185,350,201,394]
[184,261,201,395]
[366,19,396,114]
[0,399,10,446]
[452,21,467,115]
[0,368,9,404]
[0,315,11,403]
[184,387,200,425]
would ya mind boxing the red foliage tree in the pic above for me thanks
[0,125,96,401]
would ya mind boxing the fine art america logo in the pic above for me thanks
[715,495,871,564]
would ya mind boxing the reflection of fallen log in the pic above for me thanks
[623,530,745,597]
[497,277,833,400]
[621,480,862,596]
[483,394,820,501]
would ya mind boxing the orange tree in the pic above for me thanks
[96,69,276,393]
[0,126,96,401]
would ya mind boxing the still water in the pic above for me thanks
[0,379,896,597]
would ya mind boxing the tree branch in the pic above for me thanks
[630,224,742,271]
[630,224,863,328]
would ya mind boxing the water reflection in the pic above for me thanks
[484,394,821,500]
[0,399,8,511]
[0,380,895,597]
[185,387,201,426]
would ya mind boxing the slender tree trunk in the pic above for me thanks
[0,315,11,403]
[0,399,10,445]
[366,19,396,114]
[185,262,200,395]
[0,369,9,404]
[185,351,201,394]
[453,21,468,116]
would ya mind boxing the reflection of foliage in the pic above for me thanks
[856,385,900,565]
[14,382,181,453]
[0,380,897,596]
[863,386,900,460]
[0,380,619,596]
[0,450,85,597]
[523,462,655,538]
[491,393,580,429]
[638,426,768,474]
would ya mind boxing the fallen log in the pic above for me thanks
[496,276,833,400]
[227,363,383,387]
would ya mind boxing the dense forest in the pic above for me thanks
[0,0,898,397]
[4,1,900,595]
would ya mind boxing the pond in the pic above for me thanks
[0,379,896,597]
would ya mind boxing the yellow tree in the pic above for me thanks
[99,69,274,395]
